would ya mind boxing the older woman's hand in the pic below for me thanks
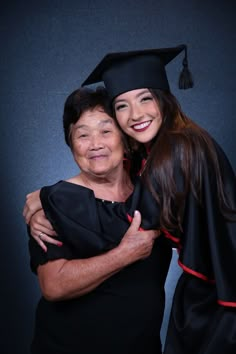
[118,210,160,263]
[29,209,61,252]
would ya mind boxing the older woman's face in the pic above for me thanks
[113,88,162,145]
[70,106,125,177]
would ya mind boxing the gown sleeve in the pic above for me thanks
[166,141,236,307]
[206,143,236,306]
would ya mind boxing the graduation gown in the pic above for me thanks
[163,141,236,354]
[29,177,172,354]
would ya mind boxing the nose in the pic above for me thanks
[130,103,143,121]
[89,134,104,150]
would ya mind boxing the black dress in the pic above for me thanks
[163,141,236,354]
[29,177,172,354]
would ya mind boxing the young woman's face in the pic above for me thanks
[113,88,162,144]
[70,106,125,178]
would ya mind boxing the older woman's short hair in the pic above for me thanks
[63,87,113,147]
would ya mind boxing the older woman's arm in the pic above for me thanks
[37,211,159,301]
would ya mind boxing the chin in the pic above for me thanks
[90,169,109,177]
[132,136,153,144]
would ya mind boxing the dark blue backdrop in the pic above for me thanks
[1,1,235,353]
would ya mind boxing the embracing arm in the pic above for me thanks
[23,190,58,251]
[23,189,42,223]
[28,210,60,252]
[37,211,159,301]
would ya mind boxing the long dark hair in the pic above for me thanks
[141,89,236,232]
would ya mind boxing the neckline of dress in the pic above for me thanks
[61,180,123,204]
[95,198,118,204]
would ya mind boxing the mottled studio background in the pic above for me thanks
[1,1,235,353]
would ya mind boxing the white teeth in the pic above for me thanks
[133,121,151,130]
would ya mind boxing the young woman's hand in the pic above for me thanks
[23,189,43,224]
[29,209,61,252]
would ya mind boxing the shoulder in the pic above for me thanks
[66,174,82,185]
[40,180,93,206]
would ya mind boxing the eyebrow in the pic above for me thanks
[114,89,150,104]
[75,118,114,130]
[99,118,114,126]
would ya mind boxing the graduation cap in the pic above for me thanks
[82,44,193,101]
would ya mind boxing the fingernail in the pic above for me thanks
[57,242,63,247]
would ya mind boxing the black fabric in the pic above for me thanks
[163,141,236,353]
[81,45,186,100]
[164,274,236,354]
[29,177,172,354]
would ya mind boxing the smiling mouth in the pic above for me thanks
[131,121,151,132]
[89,155,107,160]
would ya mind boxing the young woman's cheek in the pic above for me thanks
[115,112,127,132]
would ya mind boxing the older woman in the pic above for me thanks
[28,87,171,354]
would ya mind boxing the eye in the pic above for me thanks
[102,130,111,134]
[114,103,127,111]
[78,133,88,138]
[141,95,153,102]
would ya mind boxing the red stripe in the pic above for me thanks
[137,158,147,176]
[162,228,180,244]
[130,220,236,308]
[162,229,215,282]
[217,300,236,307]
[178,260,215,283]
[179,262,236,307]
[127,213,132,224]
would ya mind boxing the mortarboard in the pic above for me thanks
[82,44,193,101]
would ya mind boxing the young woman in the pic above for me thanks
[112,87,236,354]
[84,44,236,354]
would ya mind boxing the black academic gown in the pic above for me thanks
[163,141,236,354]
[29,177,172,354]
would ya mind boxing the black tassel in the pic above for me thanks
[179,46,194,89]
